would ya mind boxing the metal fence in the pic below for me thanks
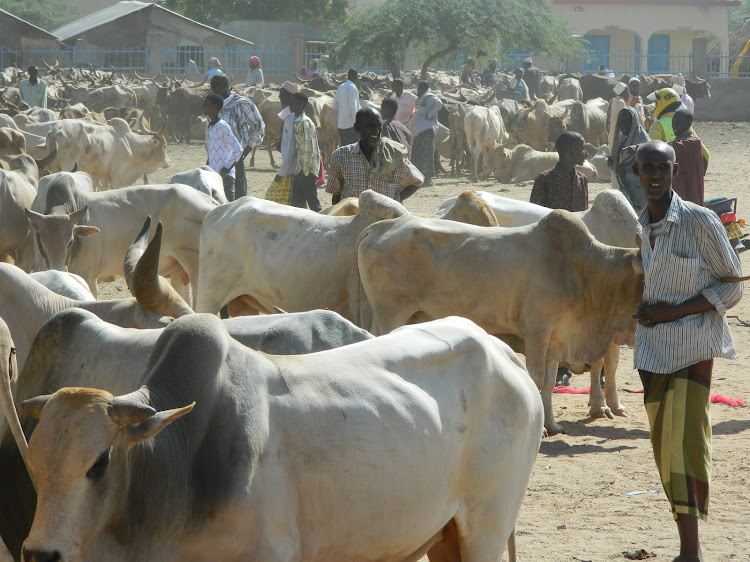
[707,54,750,78]
[303,50,390,75]
[0,49,147,72]
[162,48,290,75]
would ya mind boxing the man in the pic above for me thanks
[203,93,243,202]
[461,58,478,86]
[380,98,412,156]
[19,66,46,108]
[607,82,630,147]
[412,80,442,186]
[628,77,646,126]
[669,108,709,205]
[284,93,322,212]
[632,140,742,562]
[326,107,423,204]
[673,74,695,114]
[505,69,529,101]
[647,88,682,142]
[246,56,264,86]
[523,57,542,101]
[531,131,588,211]
[598,64,615,78]
[275,81,301,190]
[333,68,361,146]
[201,57,223,85]
[481,59,499,87]
[210,74,265,200]
[390,78,417,126]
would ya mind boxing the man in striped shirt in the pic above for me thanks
[632,140,742,562]
[203,93,243,202]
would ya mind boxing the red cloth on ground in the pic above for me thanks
[670,137,705,205]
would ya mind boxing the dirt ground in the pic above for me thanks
[99,122,750,561]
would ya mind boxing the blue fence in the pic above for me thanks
[162,48,290,75]
[707,54,750,78]
[0,49,147,72]
[303,50,390,75]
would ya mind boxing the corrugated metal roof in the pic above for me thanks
[220,20,329,49]
[53,1,252,44]
[0,7,64,40]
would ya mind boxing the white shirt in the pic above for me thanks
[332,80,360,129]
[246,67,264,86]
[205,118,243,178]
[394,91,417,125]
[20,79,47,108]
[635,193,743,373]
[276,108,297,177]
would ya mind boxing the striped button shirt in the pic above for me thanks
[206,119,243,178]
[634,192,743,374]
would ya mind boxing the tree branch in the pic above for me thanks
[421,39,459,80]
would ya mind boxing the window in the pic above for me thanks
[648,35,670,73]
[583,35,610,73]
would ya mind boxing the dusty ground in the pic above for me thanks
[99,122,750,561]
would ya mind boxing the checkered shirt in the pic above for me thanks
[294,114,320,177]
[206,118,243,178]
[325,141,424,201]
[219,93,264,150]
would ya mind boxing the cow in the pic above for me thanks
[0,128,26,158]
[558,77,582,101]
[437,189,641,248]
[508,99,576,151]
[42,117,169,190]
[251,97,282,168]
[463,105,509,182]
[26,179,217,299]
[319,99,339,165]
[354,211,644,435]
[60,83,137,113]
[547,100,608,147]
[27,271,94,301]
[589,145,611,183]
[5,313,542,561]
[484,143,598,183]
[0,155,41,272]
[155,81,207,144]
[0,115,46,157]
[194,191,408,317]
[169,166,228,204]
[539,75,559,97]
[575,73,618,102]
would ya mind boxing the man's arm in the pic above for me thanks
[426,97,442,121]
[240,102,265,155]
[529,174,547,206]
[325,151,344,200]
[397,158,425,202]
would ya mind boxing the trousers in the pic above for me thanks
[222,174,235,202]
[291,173,322,212]
[234,159,247,199]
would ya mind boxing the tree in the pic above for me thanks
[329,0,580,79]
[165,0,345,26]
[0,0,76,31]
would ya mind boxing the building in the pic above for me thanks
[52,1,253,74]
[0,8,64,67]
[551,0,739,74]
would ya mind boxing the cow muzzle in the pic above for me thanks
[22,547,61,562]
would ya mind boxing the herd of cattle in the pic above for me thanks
[0,62,708,561]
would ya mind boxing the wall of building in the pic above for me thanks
[694,77,750,121]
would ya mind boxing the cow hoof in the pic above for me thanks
[544,422,564,436]
[589,406,615,420]
[611,406,629,418]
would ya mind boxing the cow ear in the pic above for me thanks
[21,395,53,419]
[125,402,195,444]
[74,225,100,238]
[635,233,643,250]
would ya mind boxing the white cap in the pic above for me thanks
[673,73,686,86]
[628,77,640,84]
[672,84,685,95]
[613,82,628,95]
[524,57,532,63]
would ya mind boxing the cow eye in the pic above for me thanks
[86,449,111,480]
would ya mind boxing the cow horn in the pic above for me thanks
[128,220,194,318]
[20,394,51,420]
[69,205,88,225]
[108,397,156,425]
[124,216,151,288]
[42,58,54,70]
[35,141,58,170]
[71,162,78,172]
[165,76,172,89]
[274,306,288,314]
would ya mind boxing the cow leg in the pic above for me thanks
[587,359,612,419]
[470,147,480,183]
[426,519,461,562]
[603,342,628,417]
[454,496,520,561]
[248,145,257,168]
[266,143,278,169]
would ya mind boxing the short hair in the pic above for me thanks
[381,98,398,116]
[355,106,381,125]
[673,107,694,121]
[204,93,224,110]
[636,140,676,164]
[210,74,229,87]
[27,65,38,73]
[392,78,404,87]
[555,131,584,153]
[347,68,358,80]
[292,92,308,108]
[417,80,429,91]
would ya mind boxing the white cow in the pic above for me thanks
[28,271,95,301]
[558,77,583,101]
[463,105,509,182]
[0,155,39,272]
[7,314,542,561]
[169,166,228,204]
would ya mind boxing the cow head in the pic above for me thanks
[20,388,193,561]
[25,206,100,271]
[485,142,514,182]
[547,107,569,144]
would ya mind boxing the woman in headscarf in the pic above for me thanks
[609,106,649,212]
[201,57,223,85]
[246,56,264,86]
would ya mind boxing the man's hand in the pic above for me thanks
[220,167,231,176]
[632,300,678,327]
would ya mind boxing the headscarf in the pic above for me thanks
[611,106,649,172]
[208,57,221,69]
[250,56,261,69]
[673,73,686,87]
[281,81,299,94]
[628,77,640,85]
[370,138,408,178]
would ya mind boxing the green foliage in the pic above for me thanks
[729,4,750,28]
[0,0,76,31]
[170,0,345,25]
[329,0,580,78]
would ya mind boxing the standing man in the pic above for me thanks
[333,68,361,146]
[275,82,300,189]
[460,58,478,86]
[672,74,695,114]
[412,80,442,187]
[632,140,742,562]
[523,57,542,101]
[380,98,412,156]
[607,82,630,147]
[210,74,265,200]
[203,93,243,202]
[287,93,322,211]
[481,59,499,87]
[647,88,682,142]
[246,56,264,86]
[19,66,46,109]
[628,77,646,126]
[390,78,416,126]
[326,107,423,204]
[669,108,709,205]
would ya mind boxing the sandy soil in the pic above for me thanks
[98,122,750,561]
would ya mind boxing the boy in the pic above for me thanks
[289,93,322,212]
[530,131,588,212]
[632,140,742,562]
[203,93,243,202]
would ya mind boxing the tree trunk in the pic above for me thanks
[384,50,401,79]
[420,40,459,80]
